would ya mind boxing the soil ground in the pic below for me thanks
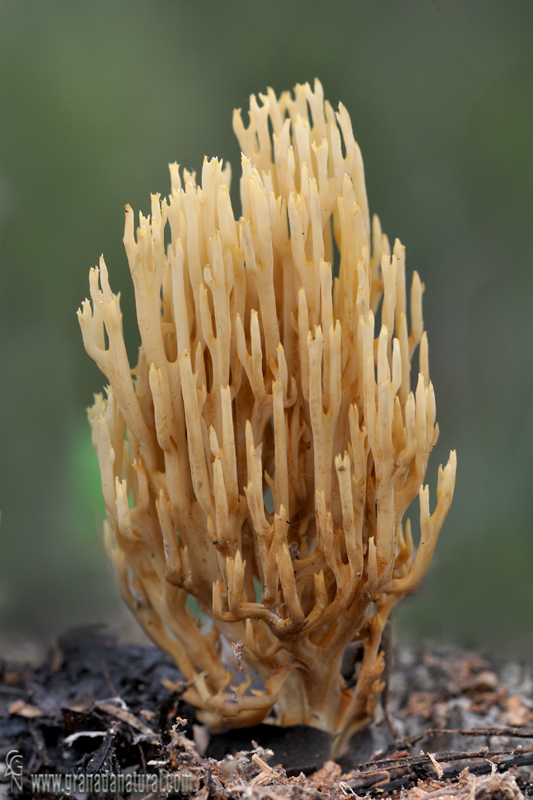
[1,626,533,799]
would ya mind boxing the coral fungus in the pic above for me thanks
[78,80,456,748]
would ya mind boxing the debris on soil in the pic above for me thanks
[1,626,533,798]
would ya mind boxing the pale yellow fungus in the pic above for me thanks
[78,80,456,750]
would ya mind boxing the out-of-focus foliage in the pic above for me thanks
[0,0,532,652]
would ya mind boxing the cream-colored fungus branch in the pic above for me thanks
[79,80,456,750]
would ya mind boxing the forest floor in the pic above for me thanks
[1,626,533,799]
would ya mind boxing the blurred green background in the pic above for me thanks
[0,0,532,655]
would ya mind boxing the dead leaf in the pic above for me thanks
[500,694,532,727]
[8,700,44,718]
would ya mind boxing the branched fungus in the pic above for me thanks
[78,80,456,749]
